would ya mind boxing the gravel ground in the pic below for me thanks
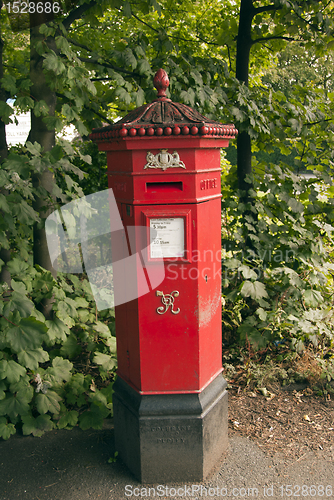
[1,391,334,500]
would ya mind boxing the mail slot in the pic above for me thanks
[91,69,237,483]
[146,181,183,192]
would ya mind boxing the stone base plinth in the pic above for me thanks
[112,375,228,483]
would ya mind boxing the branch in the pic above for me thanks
[55,92,112,124]
[307,117,334,126]
[132,11,219,46]
[254,4,278,14]
[67,38,91,52]
[131,12,159,33]
[252,34,296,45]
[77,57,140,77]
[62,0,98,30]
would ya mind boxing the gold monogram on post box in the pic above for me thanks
[144,149,186,170]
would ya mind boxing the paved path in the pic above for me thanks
[1,422,333,500]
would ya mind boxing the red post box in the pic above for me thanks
[90,69,237,482]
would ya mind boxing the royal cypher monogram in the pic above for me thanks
[144,149,185,171]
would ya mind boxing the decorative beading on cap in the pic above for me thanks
[90,69,238,142]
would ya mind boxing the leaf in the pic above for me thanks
[0,194,10,212]
[256,307,267,321]
[1,75,17,94]
[0,388,33,419]
[303,289,323,307]
[0,101,14,124]
[123,1,132,17]
[93,352,117,372]
[57,410,79,429]
[60,333,82,359]
[0,417,16,440]
[115,87,131,106]
[239,265,257,280]
[78,403,109,431]
[94,321,111,338]
[45,317,70,343]
[34,100,49,117]
[0,360,26,384]
[36,391,62,415]
[240,280,269,300]
[46,357,73,385]
[43,53,66,75]
[6,258,30,277]
[17,349,49,370]
[22,414,54,437]
[288,198,304,213]
[0,381,6,400]
[6,317,46,352]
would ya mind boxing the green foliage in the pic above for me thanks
[0,142,116,441]
[221,160,334,353]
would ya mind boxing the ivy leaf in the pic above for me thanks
[36,390,62,415]
[22,414,54,437]
[17,349,49,370]
[240,280,269,300]
[0,417,16,440]
[6,317,47,352]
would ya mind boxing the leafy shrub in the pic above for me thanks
[0,264,116,439]
[0,142,116,440]
[221,161,334,353]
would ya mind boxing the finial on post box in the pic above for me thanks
[153,68,170,100]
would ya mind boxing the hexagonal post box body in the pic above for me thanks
[91,69,237,483]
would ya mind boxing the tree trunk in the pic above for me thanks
[29,20,57,318]
[236,0,254,199]
[235,0,258,253]
[29,22,56,274]
[0,1,11,286]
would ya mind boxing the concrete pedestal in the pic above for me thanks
[113,375,228,483]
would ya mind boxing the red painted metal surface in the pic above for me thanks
[90,69,237,394]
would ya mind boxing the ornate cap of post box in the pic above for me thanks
[90,69,238,141]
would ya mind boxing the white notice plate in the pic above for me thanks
[150,218,185,259]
